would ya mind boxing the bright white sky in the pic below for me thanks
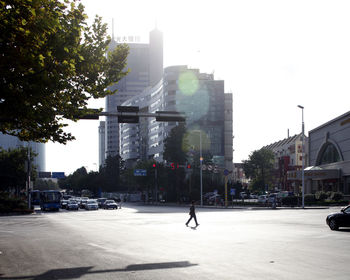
[46,0,350,175]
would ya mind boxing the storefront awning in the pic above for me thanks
[287,167,340,181]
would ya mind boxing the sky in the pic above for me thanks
[46,0,350,175]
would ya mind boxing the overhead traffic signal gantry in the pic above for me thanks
[69,107,186,123]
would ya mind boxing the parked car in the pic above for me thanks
[60,199,68,209]
[85,199,99,210]
[240,192,248,199]
[103,200,118,209]
[80,197,89,209]
[258,195,268,203]
[267,193,277,204]
[66,200,79,210]
[203,192,222,205]
[97,198,107,208]
[326,206,350,230]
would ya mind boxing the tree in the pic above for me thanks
[163,123,189,164]
[0,147,36,195]
[163,123,190,201]
[99,154,123,192]
[0,0,129,143]
[243,148,274,193]
[34,179,60,191]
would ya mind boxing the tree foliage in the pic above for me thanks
[34,179,60,191]
[0,0,129,143]
[58,154,124,195]
[243,148,274,192]
[0,147,36,194]
[163,123,189,164]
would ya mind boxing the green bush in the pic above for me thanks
[281,196,298,206]
[329,192,343,201]
[0,193,29,213]
[304,194,316,204]
[315,191,328,201]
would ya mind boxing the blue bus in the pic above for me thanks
[40,190,61,211]
[31,190,41,205]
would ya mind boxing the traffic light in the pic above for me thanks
[152,163,156,168]
[117,106,139,123]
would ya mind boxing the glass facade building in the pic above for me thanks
[119,66,233,171]
[100,28,163,166]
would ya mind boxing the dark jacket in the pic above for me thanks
[189,205,195,216]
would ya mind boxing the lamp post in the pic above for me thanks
[192,130,203,207]
[199,131,203,207]
[297,105,305,209]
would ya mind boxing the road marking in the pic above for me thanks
[88,243,108,250]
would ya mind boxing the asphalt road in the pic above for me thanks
[1,205,350,280]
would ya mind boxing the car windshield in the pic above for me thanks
[87,200,97,204]
[343,206,350,214]
[106,200,114,204]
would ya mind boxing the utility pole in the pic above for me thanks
[26,143,32,210]
[298,105,305,209]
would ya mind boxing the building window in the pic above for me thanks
[317,142,341,165]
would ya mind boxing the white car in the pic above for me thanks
[240,192,248,199]
[267,193,277,204]
[258,195,268,203]
[85,199,99,210]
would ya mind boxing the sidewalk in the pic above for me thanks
[134,201,331,210]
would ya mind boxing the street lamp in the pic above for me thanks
[192,130,203,207]
[199,131,203,207]
[297,105,305,209]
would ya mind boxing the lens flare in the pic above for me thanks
[185,129,211,152]
[176,85,209,122]
[178,71,199,96]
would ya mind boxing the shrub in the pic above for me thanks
[330,192,343,201]
[0,193,28,213]
[304,194,316,204]
[281,196,298,206]
[315,191,328,201]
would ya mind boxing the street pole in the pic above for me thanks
[200,131,203,207]
[298,105,305,209]
[155,166,158,204]
[27,143,31,210]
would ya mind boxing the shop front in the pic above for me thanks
[306,111,350,199]
[287,167,341,195]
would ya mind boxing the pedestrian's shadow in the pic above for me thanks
[190,226,198,230]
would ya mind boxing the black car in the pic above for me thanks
[326,205,350,230]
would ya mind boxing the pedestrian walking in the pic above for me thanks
[186,200,199,227]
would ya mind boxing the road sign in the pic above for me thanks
[224,169,229,176]
[134,169,147,176]
[52,172,65,179]
[230,188,236,196]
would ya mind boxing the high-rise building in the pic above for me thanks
[119,66,233,172]
[100,28,163,165]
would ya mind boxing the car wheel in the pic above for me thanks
[329,219,339,230]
